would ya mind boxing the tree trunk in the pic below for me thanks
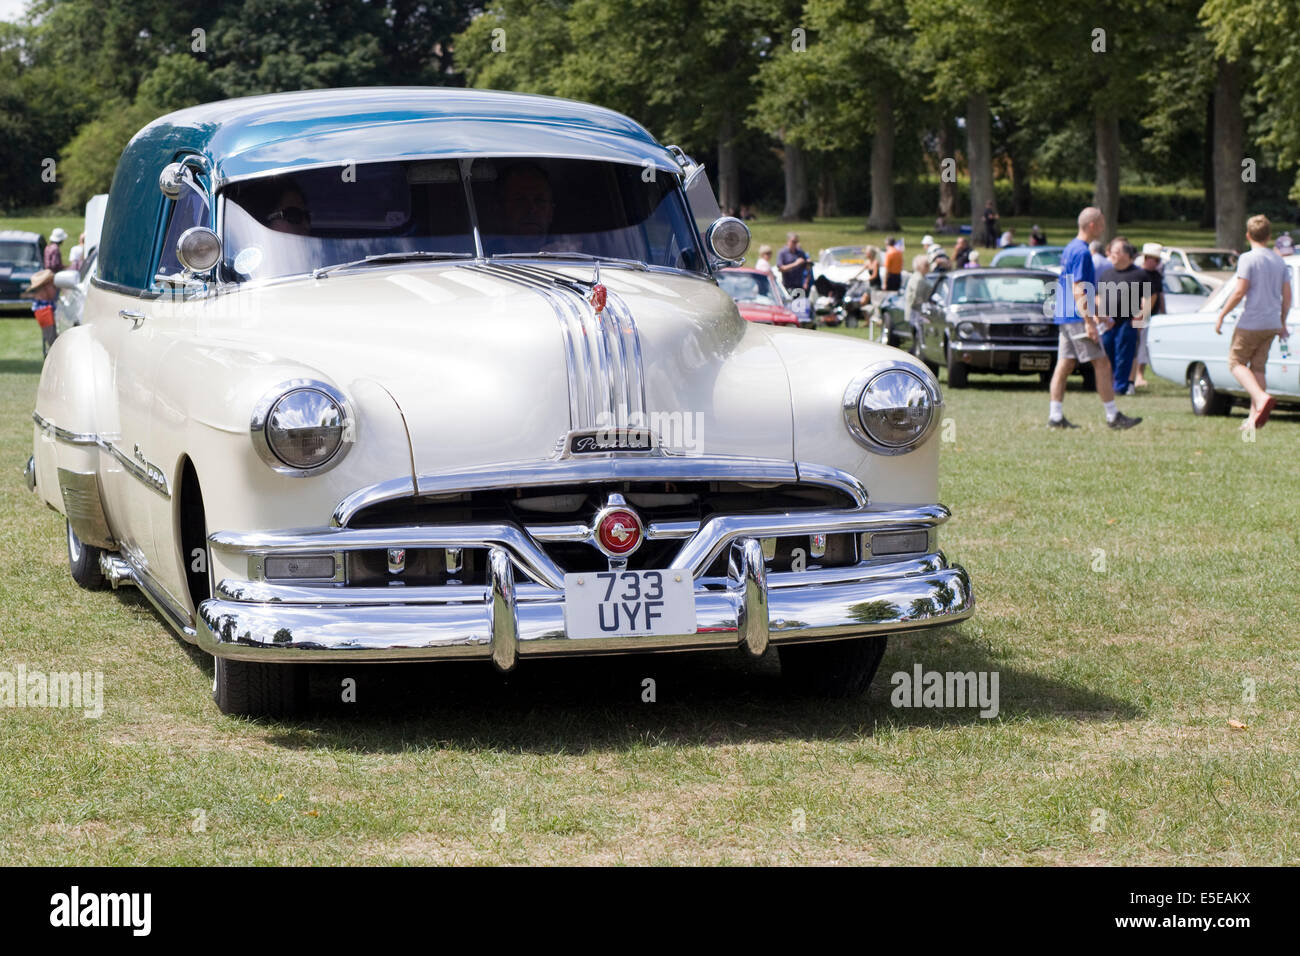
[1008,139,1032,215]
[716,110,740,217]
[866,89,897,230]
[937,119,957,219]
[1212,59,1246,250]
[817,161,839,218]
[1093,112,1120,243]
[780,139,809,221]
[966,92,994,236]
[1200,92,1215,229]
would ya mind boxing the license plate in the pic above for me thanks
[563,570,697,639]
[1019,353,1052,371]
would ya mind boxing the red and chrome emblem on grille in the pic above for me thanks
[594,505,643,557]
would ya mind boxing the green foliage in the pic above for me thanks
[1202,0,1300,199]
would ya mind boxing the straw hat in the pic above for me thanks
[24,269,54,292]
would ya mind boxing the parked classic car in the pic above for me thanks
[1158,269,1213,313]
[814,246,874,285]
[717,266,807,327]
[1161,247,1238,290]
[1148,260,1298,415]
[990,245,1065,273]
[26,88,973,716]
[883,268,1061,387]
[0,230,45,312]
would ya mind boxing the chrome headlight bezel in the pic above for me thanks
[842,362,943,455]
[250,379,355,477]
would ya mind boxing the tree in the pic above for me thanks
[1201,0,1297,243]
[753,0,917,226]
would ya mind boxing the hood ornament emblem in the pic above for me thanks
[589,263,607,313]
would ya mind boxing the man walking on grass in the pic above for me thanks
[1216,214,1291,430]
[1046,206,1142,430]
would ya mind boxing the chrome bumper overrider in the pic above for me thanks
[196,506,974,667]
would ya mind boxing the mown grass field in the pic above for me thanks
[1,217,1298,866]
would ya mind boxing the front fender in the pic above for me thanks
[149,338,416,597]
[762,327,942,507]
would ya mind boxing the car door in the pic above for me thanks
[921,276,948,359]
[111,161,213,581]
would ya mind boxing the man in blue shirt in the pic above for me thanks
[777,232,812,296]
[1046,206,1142,430]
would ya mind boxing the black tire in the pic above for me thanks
[779,636,888,698]
[1038,369,1054,386]
[213,657,308,718]
[1189,362,1232,416]
[946,342,969,388]
[66,520,107,590]
[1079,363,1096,391]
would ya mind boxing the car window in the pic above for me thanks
[471,157,703,271]
[0,240,41,268]
[1164,273,1205,295]
[953,274,1050,304]
[996,252,1026,268]
[1187,250,1237,271]
[718,271,781,306]
[221,157,705,281]
[157,185,210,277]
[1030,249,1062,268]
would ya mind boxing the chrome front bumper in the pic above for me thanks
[196,506,975,666]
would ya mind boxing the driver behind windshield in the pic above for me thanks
[488,162,577,254]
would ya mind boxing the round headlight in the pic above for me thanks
[705,216,751,262]
[251,381,354,475]
[842,364,941,454]
[956,320,982,339]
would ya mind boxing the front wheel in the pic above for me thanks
[1190,362,1232,416]
[66,521,107,590]
[213,657,308,718]
[779,636,888,697]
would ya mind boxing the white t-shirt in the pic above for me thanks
[1235,247,1289,331]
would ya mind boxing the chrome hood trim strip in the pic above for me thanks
[465,262,648,431]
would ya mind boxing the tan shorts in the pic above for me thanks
[1057,323,1104,363]
[1228,328,1277,371]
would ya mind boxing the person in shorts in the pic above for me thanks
[1216,214,1291,429]
[1046,207,1141,430]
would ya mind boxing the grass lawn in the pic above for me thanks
[1,224,1298,865]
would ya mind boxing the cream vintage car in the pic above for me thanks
[25,88,974,716]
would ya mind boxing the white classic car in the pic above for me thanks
[25,88,973,716]
[1148,258,1298,414]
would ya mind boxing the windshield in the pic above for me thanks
[952,274,1051,305]
[1030,249,1062,268]
[821,246,867,265]
[1186,250,1237,271]
[718,270,784,305]
[221,157,705,282]
[0,240,40,268]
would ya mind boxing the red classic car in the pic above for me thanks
[717,267,809,327]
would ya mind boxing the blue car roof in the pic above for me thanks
[100,87,682,290]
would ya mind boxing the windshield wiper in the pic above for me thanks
[312,250,474,279]
[489,251,648,271]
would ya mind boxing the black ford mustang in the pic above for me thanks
[882,267,1082,388]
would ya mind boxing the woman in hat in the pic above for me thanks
[23,268,58,356]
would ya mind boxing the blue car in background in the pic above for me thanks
[0,230,44,312]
